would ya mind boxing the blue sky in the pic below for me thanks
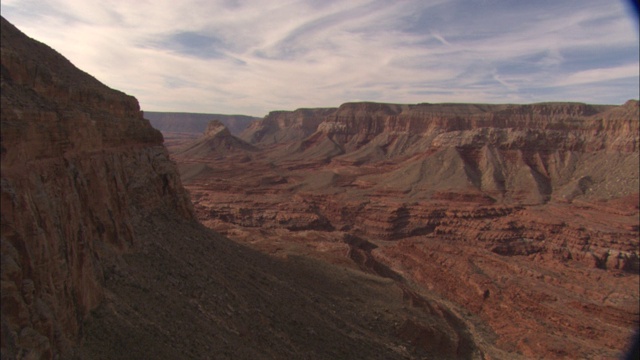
[1,0,638,116]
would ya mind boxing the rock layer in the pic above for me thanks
[1,16,193,358]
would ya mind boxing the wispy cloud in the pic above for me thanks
[1,0,638,116]
[555,63,640,86]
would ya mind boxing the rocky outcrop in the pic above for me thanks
[1,17,193,358]
[173,120,256,160]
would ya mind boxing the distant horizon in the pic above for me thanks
[2,0,638,117]
[143,98,638,118]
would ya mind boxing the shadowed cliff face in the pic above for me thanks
[2,12,638,360]
[1,17,193,358]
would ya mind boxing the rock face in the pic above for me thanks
[240,101,638,153]
[1,16,193,358]
[178,100,640,358]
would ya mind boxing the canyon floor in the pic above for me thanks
[164,129,639,360]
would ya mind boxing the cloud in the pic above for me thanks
[1,0,638,116]
[554,63,640,87]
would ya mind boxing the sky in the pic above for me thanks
[1,0,639,117]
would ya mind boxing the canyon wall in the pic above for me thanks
[237,100,638,204]
[242,101,637,154]
[1,17,193,358]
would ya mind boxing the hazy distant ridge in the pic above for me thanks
[145,111,259,135]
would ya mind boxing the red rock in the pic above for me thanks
[1,16,193,357]
[175,98,639,359]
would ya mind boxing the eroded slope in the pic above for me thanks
[175,100,640,359]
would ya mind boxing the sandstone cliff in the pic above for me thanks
[1,16,194,358]
[172,121,257,181]
[241,101,637,154]
[238,100,638,204]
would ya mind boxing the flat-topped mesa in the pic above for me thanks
[283,101,638,153]
[1,16,193,358]
[241,100,639,152]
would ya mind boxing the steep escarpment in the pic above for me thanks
[304,101,636,161]
[235,101,638,204]
[1,17,193,358]
[241,101,635,155]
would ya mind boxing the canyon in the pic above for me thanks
[169,101,640,359]
[1,14,638,360]
[1,17,488,360]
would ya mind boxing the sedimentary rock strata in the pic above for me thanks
[174,99,639,359]
[1,16,193,358]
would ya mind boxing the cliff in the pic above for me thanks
[1,17,194,357]
[243,101,636,153]
[237,100,638,204]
